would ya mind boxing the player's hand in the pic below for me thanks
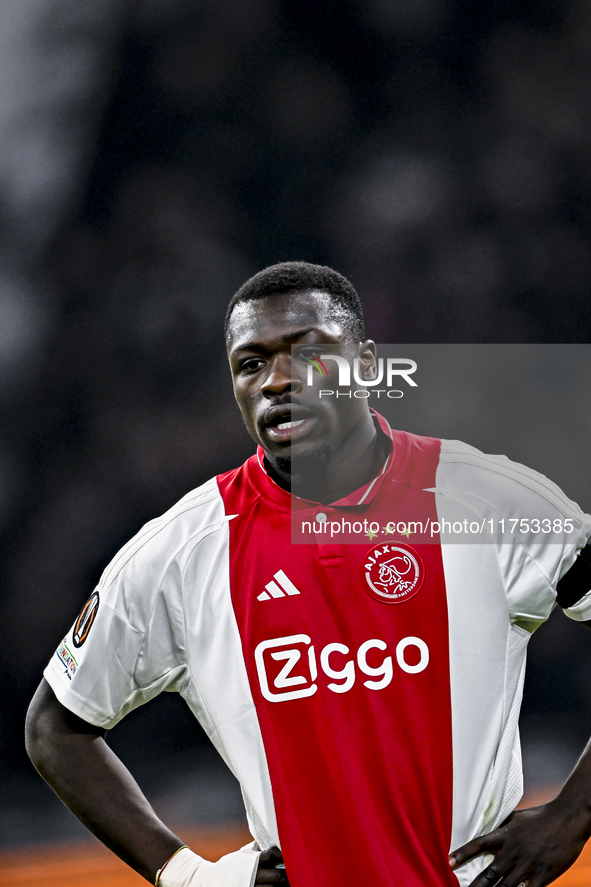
[449,801,589,887]
[255,847,289,884]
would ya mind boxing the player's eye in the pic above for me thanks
[240,357,266,374]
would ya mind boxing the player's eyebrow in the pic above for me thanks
[230,328,320,356]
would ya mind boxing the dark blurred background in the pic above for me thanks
[2,0,591,848]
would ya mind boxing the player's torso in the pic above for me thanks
[208,444,459,887]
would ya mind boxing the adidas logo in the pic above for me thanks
[257,570,301,601]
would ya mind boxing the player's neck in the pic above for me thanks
[265,424,389,505]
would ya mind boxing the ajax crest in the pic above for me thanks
[363,544,423,604]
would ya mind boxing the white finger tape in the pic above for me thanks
[159,843,261,887]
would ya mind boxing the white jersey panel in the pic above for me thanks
[436,440,591,883]
[44,476,278,849]
[178,522,279,848]
[442,544,530,886]
[440,543,510,843]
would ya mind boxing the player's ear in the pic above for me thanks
[356,340,378,382]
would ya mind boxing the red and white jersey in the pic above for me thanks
[45,413,591,887]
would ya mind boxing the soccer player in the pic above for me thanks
[26,262,591,887]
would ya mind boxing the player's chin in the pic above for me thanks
[271,436,330,463]
[260,429,320,459]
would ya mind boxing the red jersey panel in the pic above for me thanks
[217,430,457,887]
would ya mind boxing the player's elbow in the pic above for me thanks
[25,678,79,778]
[25,715,45,771]
[25,681,56,771]
[26,678,106,773]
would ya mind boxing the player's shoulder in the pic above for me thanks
[436,437,582,519]
[439,437,558,493]
[439,438,534,481]
[99,472,237,592]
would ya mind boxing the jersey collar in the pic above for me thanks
[253,410,396,508]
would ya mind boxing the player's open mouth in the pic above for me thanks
[265,416,316,443]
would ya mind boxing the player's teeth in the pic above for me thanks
[277,420,304,430]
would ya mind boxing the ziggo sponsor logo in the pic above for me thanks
[255,633,429,702]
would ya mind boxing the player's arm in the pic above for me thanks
[26,679,288,885]
[26,677,185,882]
[449,742,591,887]
[450,544,591,887]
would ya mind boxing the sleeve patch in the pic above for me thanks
[72,591,100,648]
[55,638,79,679]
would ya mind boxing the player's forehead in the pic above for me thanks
[227,289,348,354]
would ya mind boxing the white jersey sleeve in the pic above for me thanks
[43,474,280,849]
[436,440,591,627]
[44,478,222,729]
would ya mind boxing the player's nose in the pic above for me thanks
[261,353,303,397]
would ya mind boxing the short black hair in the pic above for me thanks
[225,261,365,342]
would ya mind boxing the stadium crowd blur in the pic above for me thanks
[2,0,591,848]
